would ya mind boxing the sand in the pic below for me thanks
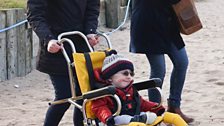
[1,0,224,125]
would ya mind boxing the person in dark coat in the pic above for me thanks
[130,0,194,123]
[27,0,100,125]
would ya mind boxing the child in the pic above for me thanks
[91,54,165,126]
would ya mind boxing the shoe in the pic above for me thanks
[130,112,157,124]
[167,106,194,123]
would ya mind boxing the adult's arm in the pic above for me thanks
[84,0,100,34]
[27,0,56,46]
[167,0,181,5]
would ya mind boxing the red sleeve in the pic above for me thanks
[91,96,113,123]
[140,96,165,115]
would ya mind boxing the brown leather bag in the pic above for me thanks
[172,0,203,35]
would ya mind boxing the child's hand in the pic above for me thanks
[145,112,157,124]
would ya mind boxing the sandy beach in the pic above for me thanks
[1,0,224,126]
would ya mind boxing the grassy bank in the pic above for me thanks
[0,0,26,9]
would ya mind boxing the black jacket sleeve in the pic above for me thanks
[27,0,56,46]
[84,0,100,34]
[168,0,181,5]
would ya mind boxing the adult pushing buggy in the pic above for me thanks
[49,31,188,126]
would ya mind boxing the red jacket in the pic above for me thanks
[91,84,165,123]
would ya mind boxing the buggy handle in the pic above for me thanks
[58,31,94,52]
[96,32,112,49]
[58,31,112,53]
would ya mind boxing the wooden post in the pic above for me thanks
[25,28,32,74]
[105,0,120,28]
[5,9,18,80]
[31,31,39,69]
[0,8,37,82]
[121,0,128,6]
[0,10,7,82]
[119,0,128,23]
[16,9,26,77]
[99,0,106,26]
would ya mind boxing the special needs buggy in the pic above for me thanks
[49,31,188,126]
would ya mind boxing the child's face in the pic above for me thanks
[110,69,134,88]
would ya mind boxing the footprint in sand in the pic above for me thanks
[206,78,218,82]
[206,79,224,86]
[214,81,224,86]
[40,98,52,102]
[204,70,220,75]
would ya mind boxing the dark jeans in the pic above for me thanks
[44,74,83,126]
[146,44,189,108]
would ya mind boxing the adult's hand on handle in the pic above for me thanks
[87,34,99,47]
[47,39,61,53]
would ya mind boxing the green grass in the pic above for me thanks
[0,0,26,9]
